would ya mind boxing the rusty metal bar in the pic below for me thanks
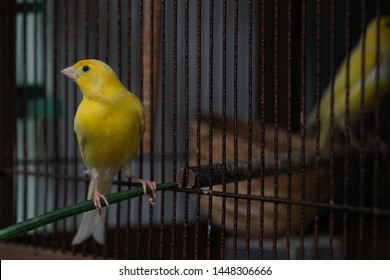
[148,0,155,261]
[206,0,214,261]
[194,0,202,260]
[102,0,110,259]
[357,0,367,260]
[246,0,253,260]
[51,0,59,249]
[177,187,390,216]
[285,0,292,260]
[217,0,227,260]
[95,0,100,58]
[232,0,239,260]
[272,0,279,260]
[114,0,122,260]
[258,0,266,260]
[136,0,143,260]
[42,0,49,250]
[182,0,190,260]
[328,0,335,259]
[159,0,166,260]
[84,0,89,57]
[171,0,178,260]
[299,0,306,260]
[313,0,321,260]
[62,0,70,253]
[72,0,79,256]
[342,0,350,259]
[21,0,28,246]
[372,0,381,259]
[125,0,133,260]
[32,0,39,248]
[219,0,227,260]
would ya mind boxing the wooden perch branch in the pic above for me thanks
[176,148,373,189]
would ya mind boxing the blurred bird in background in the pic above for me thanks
[307,16,390,151]
[61,59,157,245]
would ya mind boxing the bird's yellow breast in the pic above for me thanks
[74,95,143,170]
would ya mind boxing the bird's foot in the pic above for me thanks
[131,176,157,205]
[93,189,109,213]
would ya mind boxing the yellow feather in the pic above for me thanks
[308,16,390,150]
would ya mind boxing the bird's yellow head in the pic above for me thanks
[61,59,126,103]
[364,16,390,52]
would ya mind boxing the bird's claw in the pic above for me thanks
[131,177,157,205]
[94,190,109,214]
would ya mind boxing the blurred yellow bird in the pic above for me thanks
[307,16,390,151]
[61,59,157,245]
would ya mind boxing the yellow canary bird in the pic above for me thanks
[61,59,157,245]
[307,16,390,151]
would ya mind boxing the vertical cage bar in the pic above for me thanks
[206,0,214,261]
[42,0,49,250]
[299,0,307,260]
[159,0,166,260]
[372,0,381,259]
[105,0,110,63]
[272,0,279,260]
[136,0,143,260]
[183,0,190,260]
[313,0,321,260]
[220,0,227,260]
[72,0,79,256]
[62,0,69,253]
[246,0,253,261]
[285,0,292,260]
[95,0,100,59]
[103,0,110,258]
[114,0,122,260]
[342,0,350,259]
[125,0,133,259]
[84,0,89,58]
[328,0,335,260]
[194,0,202,260]
[22,0,28,245]
[32,0,39,248]
[357,0,366,260]
[258,0,266,260]
[232,0,239,260]
[171,0,178,260]
[147,0,155,260]
[51,0,59,250]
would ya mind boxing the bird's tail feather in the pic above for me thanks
[71,207,107,245]
[71,176,111,245]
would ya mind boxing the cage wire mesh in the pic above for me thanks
[0,0,390,259]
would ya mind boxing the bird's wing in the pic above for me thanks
[333,47,377,100]
[316,47,377,117]
[138,102,146,136]
[75,126,91,173]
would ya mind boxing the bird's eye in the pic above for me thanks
[82,65,90,72]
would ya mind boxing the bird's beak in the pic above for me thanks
[60,65,78,81]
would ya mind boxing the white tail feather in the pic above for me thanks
[71,207,106,245]
[72,175,112,245]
